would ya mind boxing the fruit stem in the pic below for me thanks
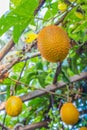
[53,62,62,85]
[66,85,70,102]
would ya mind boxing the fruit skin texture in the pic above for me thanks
[79,127,87,130]
[60,102,79,125]
[5,96,22,117]
[37,25,70,62]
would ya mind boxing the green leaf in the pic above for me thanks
[0,0,38,42]
[0,11,17,35]
[13,18,29,42]
[61,69,70,83]
[24,71,38,84]
[37,71,48,87]
[44,1,58,20]
[10,0,22,9]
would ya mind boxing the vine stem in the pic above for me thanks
[0,72,87,111]
[50,62,62,109]
[53,62,62,85]
[14,60,27,94]
[0,113,8,130]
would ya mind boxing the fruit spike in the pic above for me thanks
[37,25,70,62]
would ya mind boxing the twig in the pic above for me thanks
[55,1,77,25]
[0,41,37,79]
[0,58,20,78]
[9,60,27,95]
[21,52,40,62]
[8,77,66,99]
[14,108,87,130]
[7,74,87,99]
[55,12,69,25]
[58,100,63,111]
[18,61,27,80]
[8,77,30,87]
[0,52,40,79]
[0,0,45,62]
[0,91,6,95]
[25,40,37,52]
[21,71,87,101]
[0,72,87,111]
[0,38,14,61]
[49,95,54,109]
[53,62,62,85]
[50,62,62,109]
[14,61,27,93]
[18,120,49,130]
[2,113,7,130]
[0,123,9,130]
[34,0,46,16]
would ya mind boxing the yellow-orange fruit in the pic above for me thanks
[79,127,87,130]
[5,96,22,117]
[60,102,79,125]
[37,25,70,62]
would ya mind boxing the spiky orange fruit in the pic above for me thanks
[60,102,79,125]
[79,127,87,130]
[37,25,70,62]
[5,96,22,117]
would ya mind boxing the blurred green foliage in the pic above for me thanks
[0,0,87,129]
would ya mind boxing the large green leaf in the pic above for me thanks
[10,0,22,9]
[0,0,38,42]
